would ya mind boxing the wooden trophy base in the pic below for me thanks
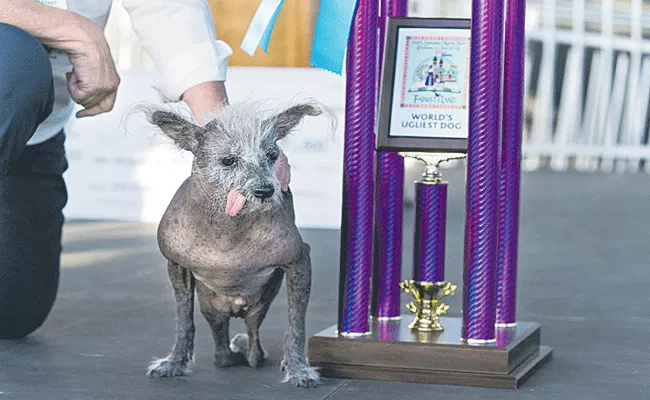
[308,316,552,389]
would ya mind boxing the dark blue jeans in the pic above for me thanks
[0,23,68,339]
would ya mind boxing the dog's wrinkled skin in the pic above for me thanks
[142,101,325,388]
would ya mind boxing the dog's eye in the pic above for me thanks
[267,152,279,162]
[221,156,236,166]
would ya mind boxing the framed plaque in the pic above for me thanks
[376,18,472,153]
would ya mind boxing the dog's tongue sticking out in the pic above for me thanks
[226,188,246,217]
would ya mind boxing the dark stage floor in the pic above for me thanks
[1,169,649,399]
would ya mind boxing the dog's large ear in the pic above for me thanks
[265,103,323,140]
[148,111,206,154]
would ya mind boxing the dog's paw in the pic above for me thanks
[147,358,187,378]
[283,364,320,388]
[248,348,268,368]
[214,350,248,368]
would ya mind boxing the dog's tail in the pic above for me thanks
[229,333,250,354]
[229,333,270,362]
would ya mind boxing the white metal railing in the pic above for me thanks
[413,0,650,173]
[527,0,650,173]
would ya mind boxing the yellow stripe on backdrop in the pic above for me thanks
[207,0,318,67]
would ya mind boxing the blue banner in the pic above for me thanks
[309,0,359,75]
[241,0,285,56]
[241,0,358,74]
[259,0,283,52]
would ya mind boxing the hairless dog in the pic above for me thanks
[138,100,331,388]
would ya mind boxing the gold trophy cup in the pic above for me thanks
[400,280,457,332]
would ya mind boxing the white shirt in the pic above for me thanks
[30,0,232,145]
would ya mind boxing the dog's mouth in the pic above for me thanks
[226,188,247,217]
[226,188,279,217]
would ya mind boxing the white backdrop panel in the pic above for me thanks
[62,67,346,229]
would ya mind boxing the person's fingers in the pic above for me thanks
[67,70,118,110]
[66,51,119,118]
[75,94,116,118]
[75,94,104,110]
[67,72,100,107]
[76,98,112,118]
[66,71,81,98]
[77,92,103,108]
[73,84,117,112]
[76,104,103,118]
[105,90,117,111]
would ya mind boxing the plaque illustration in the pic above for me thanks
[400,36,470,109]
[410,55,461,94]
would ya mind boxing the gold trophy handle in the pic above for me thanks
[406,302,418,314]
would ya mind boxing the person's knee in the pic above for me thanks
[0,269,59,340]
[0,255,59,340]
[0,23,54,119]
[0,314,51,340]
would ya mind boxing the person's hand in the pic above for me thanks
[0,1,118,117]
[65,19,120,118]
[182,81,229,125]
[180,80,291,191]
[273,151,291,192]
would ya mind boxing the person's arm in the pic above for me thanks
[181,81,229,126]
[0,0,90,52]
[122,0,232,124]
[0,0,120,117]
[122,0,290,190]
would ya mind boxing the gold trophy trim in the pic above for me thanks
[400,280,457,332]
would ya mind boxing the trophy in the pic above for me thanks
[308,16,552,390]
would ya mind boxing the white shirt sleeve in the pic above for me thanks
[121,0,233,102]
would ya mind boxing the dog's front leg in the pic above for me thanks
[147,261,195,378]
[282,243,320,388]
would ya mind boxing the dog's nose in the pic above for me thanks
[254,185,274,200]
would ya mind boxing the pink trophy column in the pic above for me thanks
[460,0,504,343]
[496,0,526,328]
[412,181,447,283]
[337,0,379,335]
[372,0,408,321]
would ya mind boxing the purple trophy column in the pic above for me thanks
[413,181,447,283]
[337,0,378,336]
[495,325,517,347]
[461,0,504,343]
[496,0,526,327]
[372,0,407,320]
